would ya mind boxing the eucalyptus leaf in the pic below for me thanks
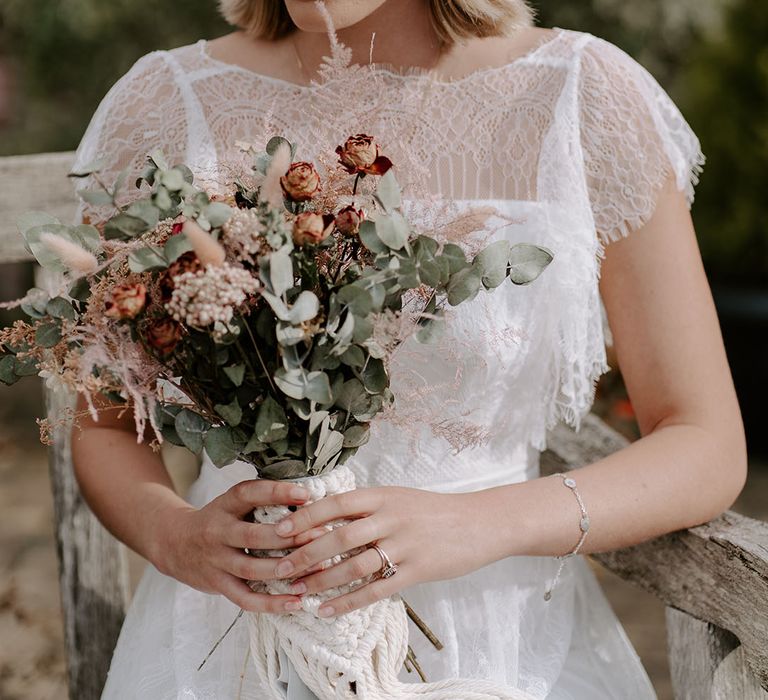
[204,426,240,467]
[159,168,186,192]
[360,357,387,393]
[340,345,365,368]
[309,410,330,434]
[375,211,409,250]
[175,409,208,454]
[473,240,510,289]
[375,170,402,211]
[125,200,161,228]
[0,355,19,385]
[215,398,242,427]
[77,189,114,207]
[223,364,246,386]
[258,459,307,480]
[446,267,482,305]
[46,297,77,321]
[205,202,235,228]
[337,285,373,316]
[276,325,306,346]
[13,356,40,377]
[312,429,344,472]
[358,220,387,254]
[164,233,193,262]
[35,322,62,348]
[269,250,294,296]
[286,291,320,324]
[72,224,102,252]
[255,395,289,443]
[343,424,370,448]
[17,211,59,236]
[129,246,168,273]
[104,213,151,240]
[507,244,554,285]
[440,243,469,274]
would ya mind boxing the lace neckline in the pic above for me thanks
[196,28,567,91]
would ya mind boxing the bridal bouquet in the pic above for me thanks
[0,134,552,699]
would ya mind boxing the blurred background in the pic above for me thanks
[0,0,765,697]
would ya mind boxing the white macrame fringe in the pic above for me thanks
[246,465,538,700]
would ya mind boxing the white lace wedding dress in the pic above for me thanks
[72,26,704,699]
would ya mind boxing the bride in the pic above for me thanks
[70,0,747,697]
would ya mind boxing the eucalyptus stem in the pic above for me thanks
[238,313,277,394]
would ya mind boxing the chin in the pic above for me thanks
[283,0,388,32]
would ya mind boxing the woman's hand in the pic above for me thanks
[150,479,326,614]
[269,486,499,617]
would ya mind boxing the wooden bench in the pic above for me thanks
[2,152,767,699]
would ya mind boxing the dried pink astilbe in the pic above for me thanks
[39,232,99,275]
[75,322,165,442]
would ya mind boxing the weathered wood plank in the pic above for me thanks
[0,151,76,261]
[543,415,768,691]
[45,385,131,699]
[666,607,768,699]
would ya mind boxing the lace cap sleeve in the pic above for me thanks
[71,50,187,223]
[578,36,705,245]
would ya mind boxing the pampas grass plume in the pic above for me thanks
[182,219,226,267]
[40,232,99,275]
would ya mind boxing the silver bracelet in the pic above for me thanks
[543,472,590,601]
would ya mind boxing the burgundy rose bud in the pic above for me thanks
[105,284,147,320]
[160,252,202,303]
[280,161,321,201]
[144,317,183,356]
[335,205,365,235]
[292,212,336,246]
[335,134,393,176]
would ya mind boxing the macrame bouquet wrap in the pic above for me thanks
[245,464,537,700]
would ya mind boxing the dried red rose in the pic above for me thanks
[144,317,183,356]
[336,134,392,176]
[292,212,335,246]
[335,205,365,235]
[104,284,147,320]
[280,161,321,201]
[159,252,202,303]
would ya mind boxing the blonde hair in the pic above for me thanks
[218,0,534,46]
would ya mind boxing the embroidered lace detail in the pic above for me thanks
[71,28,703,468]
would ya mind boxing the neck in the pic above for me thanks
[291,1,445,76]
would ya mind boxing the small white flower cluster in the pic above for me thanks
[167,263,259,338]
[222,208,267,262]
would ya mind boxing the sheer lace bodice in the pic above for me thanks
[77,27,701,698]
[74,28,702,478]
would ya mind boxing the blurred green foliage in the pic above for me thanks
[0,0,765,284]
[0,0,228,155]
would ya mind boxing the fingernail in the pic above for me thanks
[284,600,301,612]
[290,581,307,594]
[276,520,293,535]
[275,560,294,577]
[290,486,309,500]
[318,605,334,618]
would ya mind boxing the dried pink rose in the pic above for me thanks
[105,284,147,320]
[292,212,335,246]
[335,205,365,235]
[336,134,393,176]
[144,317,183,356]
[280,162,321,201]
